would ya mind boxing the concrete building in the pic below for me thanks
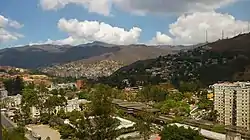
[6,94,22,108]
[212,82,250,130]
[0,88,8,99]
[64,98,90,112]
[22,74,52,87]
[76,80,85,90]
[29,98,90,118]
[30,106,40,119]
[48,83,76,91]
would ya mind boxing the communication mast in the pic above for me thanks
[221,30,224,40]
[248,22,250,33]
[205,30,208,43]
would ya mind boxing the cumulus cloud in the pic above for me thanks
[150,32,173,45]
[0,15,23,43]
[0,15,9,27]
[0,15,23,29]
[47,18,142,45]
[0,29,22,42]
[40,0,236,16]
[44,37,75,45]
[9,20,24,29]
[40,0,112,16]
[113,0,236,15]
[151,11,250,45]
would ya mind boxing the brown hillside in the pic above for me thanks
[210,33,250,52]
[76,45,172,65]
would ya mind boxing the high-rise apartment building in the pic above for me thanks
[212,82,250,130]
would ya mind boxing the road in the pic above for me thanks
[1,113,16,129]
[1,113,37,140]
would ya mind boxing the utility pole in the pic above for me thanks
[247,22,249,32]
[205,30,208,43]
[222,30,224,40]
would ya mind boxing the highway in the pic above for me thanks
[1,113,16,129]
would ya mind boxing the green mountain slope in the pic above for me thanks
[100,33,250,88]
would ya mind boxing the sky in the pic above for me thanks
[0,0,250,48]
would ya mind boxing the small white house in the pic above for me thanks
[64,98,90,112]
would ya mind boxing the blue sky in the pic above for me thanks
[0,0,249,48]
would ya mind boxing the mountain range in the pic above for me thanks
[39,44,176,78]
[0,41,174,69]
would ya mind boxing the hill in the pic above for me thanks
[40,45,173,79]
[100,33,250,88]
[0,42,120,69]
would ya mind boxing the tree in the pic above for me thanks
[70,84,120,140]
[2,127,27,140]
[179,81,199,93]
[3,76,24,96]
[57,108,67,119]
[13,110,22,124]
[40,113,50,124]
[3,79,13,95]
[160,99,190,116]
[21,86,39,124]
[197,90,213,110]
[167,91,184,101]
[21,86,39,107]
[13,76,24,95]
[135,111,154,140]
[138,85,168,102]
[160,125,204,140]
[79,103,85,111]
[85,84,120,140]
[59,124,77,139]
[44,95,67,116]
[203,110,219,122]
[78,91,90,100]
[49,115,63,128]
[50,89,59,95]
[67,110,82,125]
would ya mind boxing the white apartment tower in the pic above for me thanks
[213,82,250,130]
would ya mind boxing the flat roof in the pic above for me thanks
[112,99,160,113]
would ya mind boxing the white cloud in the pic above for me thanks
[113,0,236,15]
[150,32,173,45]
[9,20,24,29]
[47,18,142,45]
[0,15,23,29]
[40,0,236,16]
[44,11,249,46]
[0,15,9,28]
[0,29,18,42]
[40,0,112,16]
[151,11,250,45]
[0,15,23,43]
[44,37,75,45]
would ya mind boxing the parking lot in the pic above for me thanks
[27,124,61,140]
